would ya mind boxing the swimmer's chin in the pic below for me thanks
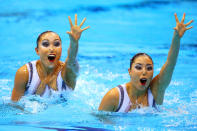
[48,64,55,69]
[137,85,148,91]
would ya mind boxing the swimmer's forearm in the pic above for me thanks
[152,13,193,104]
[166,13,192,67]
[65,14,89,64]
[62,39,79,89]
[156,31,181,90]
[66,39,78,63]
[66,39,79,66]
[166,31,180,67]
[65,39,79,69]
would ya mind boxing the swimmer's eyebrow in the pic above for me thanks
[42,39,49,42]
[54,39,61,41]
[146,64,153,66]
[135,63,142,65]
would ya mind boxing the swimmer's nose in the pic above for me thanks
[49,45,55,52]
[142,68,147,76]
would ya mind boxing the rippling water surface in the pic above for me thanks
[0,0,197,130]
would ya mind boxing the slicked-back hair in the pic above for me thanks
[130,53,153,69]
[36,31,61,48]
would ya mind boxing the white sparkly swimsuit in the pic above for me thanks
[25,61,68,97]
[115,84,156,112]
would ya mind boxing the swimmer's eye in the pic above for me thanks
[135,65,142,70]
[42,41,49,47]
[54,41,60,47]
[147,66,153,71]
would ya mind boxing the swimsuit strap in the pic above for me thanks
[148,88,157,108]
[57,71,67,91]
[115,85,124,112]
[25,60,69,97]
[25,61,41,95]
[26,62,33,91]
[62,80,67,90]
[153,99,156,108]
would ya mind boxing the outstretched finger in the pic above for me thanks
[181,13,185,23]
[173,27,177,30]
[68,16,73,27]
[174,13,179,23]
[66,31,71,35]
[186,26,193,30]
[79,18,86,27]
[75,14,77,25]
[82,26,90,31]
[185,20,193,26]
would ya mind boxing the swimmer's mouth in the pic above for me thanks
[140,78,147,86]
[48,54,56,62]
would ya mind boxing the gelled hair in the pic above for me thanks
[36,31,61,48]
[130,53,153,69]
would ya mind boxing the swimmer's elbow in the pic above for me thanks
[11,97,19,102]
[11,92,21,102]
[156,100,163,105]
[155,94,165,105]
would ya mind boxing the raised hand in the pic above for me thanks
[67,14,90,42]
[174,13,193,38]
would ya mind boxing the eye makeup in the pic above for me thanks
[135,64,142,70]
[40,40,61,48]
[146,65,153,71]
[54,41,61,47]
[134,63,153,71]
[41,40,49,47]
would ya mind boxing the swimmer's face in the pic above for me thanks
[128,55,153,91]
[35,32,62,69]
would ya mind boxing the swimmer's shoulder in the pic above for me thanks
[59,61,64,65]
[15,64,29,83]
[99,87,120,111]
[12,64,29,101]
[109,87,120,109]
[59,61,65,69]
[108,87,120,99]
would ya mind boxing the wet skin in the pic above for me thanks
[11,14,90,102]
[128,55,153,91]
[98,13,194,112]
[35,32,62,71]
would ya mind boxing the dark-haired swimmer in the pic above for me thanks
[98,13,193,112]
[11,14,90,102]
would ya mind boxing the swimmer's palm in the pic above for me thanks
[174,13,193,37]
[68,26,83,41]
[67,14,90,42]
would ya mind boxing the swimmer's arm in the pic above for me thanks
[98,88,119,112]
[151,13,193,104]
[150,31,180,105]
[62,14,90,89]
[11,65,29,102]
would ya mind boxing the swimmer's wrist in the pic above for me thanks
[69,36,79,43]
[71,39,79,43]
[67,59,77,66]
[174,30,181,39]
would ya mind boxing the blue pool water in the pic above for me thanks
[0,0,197,130]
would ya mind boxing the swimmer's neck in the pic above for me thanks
[126,82,147,99]
[37,60,56,75]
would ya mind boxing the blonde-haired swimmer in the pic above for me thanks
[11,14,90,102]
[98,13,193,112]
